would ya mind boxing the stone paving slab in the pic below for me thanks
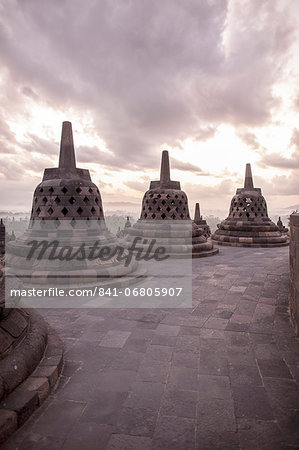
[2,246,299,449]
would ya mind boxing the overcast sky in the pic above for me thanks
[0,0,298,217]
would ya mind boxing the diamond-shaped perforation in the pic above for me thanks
[76,187,82,194]
[141,189,191,220]
[83,196,90,205]
[49,187,54,194]
[55,197,60,205]
[229,194,268,220]
[61,207,68,216]
[77,207,83,215]
[48,207,54,215]
[61,187,68,194]
[69,197,76,205]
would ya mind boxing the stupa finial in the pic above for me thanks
[160,150,171,183]
[194,203,201,221]
[59,121,76,169]
[244,163,254,189]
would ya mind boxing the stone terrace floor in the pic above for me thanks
[3,246,299,449]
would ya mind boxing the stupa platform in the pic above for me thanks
[3,246,299,449]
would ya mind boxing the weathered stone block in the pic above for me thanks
[32,365,58,388]
[0,329,14,355]
[20,376,50,404]
[0,388,39,426]
[0,309,28,338]
[289,214,299,336]
[0,409,17,445]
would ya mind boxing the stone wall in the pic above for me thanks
[289,213,299,336]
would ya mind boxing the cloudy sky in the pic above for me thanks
[0,0,298,217]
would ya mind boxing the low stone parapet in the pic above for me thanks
[289,213,299,336]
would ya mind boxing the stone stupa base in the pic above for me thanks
[212,222,289,248]
[0,306,63,445]
[0,262,63,445]
[125,220,219,259]
[192,240,219,257]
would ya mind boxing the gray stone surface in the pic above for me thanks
[3,246,299,449]
[290,212,299,335]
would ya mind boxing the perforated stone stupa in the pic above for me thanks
[126,151,218,258]
[277,217,288,234]
[193,203,211,238]
[31,122,104,222]
[211,163,289,247]
[6,122,141,292]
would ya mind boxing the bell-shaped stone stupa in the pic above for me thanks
[211,164,289,247]
[277,217,288,234]
[6,122,142,295]
[30,121,104,222]
[125,151,218,258]
[193,203,211,238]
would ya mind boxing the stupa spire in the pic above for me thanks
[58,121,76,169]
[194,203,201,221]
[160,150,171,183]
[244,163,254,189]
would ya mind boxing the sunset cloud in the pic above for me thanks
[0,0,298,213]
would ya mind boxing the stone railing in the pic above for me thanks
[289,213,299,336]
